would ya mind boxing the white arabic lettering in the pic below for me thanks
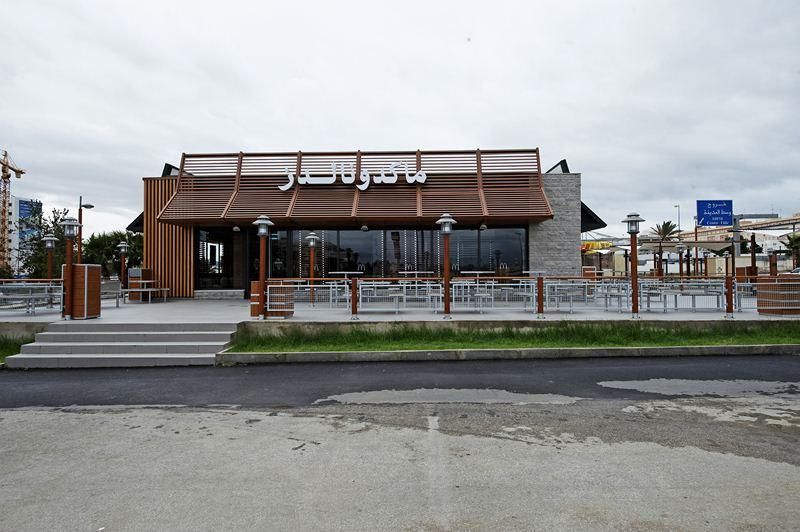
[279,161,428,190]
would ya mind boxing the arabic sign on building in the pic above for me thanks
[279,162,427,192]
[696,200,733,226]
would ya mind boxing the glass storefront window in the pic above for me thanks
[216,226,528,291]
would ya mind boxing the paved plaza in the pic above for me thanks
[0,297,797,325]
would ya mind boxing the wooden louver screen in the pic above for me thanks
[157,148,552,225]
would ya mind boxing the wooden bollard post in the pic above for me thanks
[725,275,734,319]
[350,277,359,320]
[536,276,545,318]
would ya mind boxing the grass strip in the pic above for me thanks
[231,322,800,353]
[0,336,31,365]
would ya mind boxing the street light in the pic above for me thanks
[305,231,321,305]
[703,250,710,279]
[42,233,58,280]
[60,217,81,320]
[252,215,274,319]
[723,251,730,277]
[76,197,94,265]
[436,213,457,319]
[116,241,129,288]
[622,213,644,319]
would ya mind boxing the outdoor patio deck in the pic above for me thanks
[0,297,797,325]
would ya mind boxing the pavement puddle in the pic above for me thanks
[602,379,800,427]
[597,379,800,397]
[314,388,583,405]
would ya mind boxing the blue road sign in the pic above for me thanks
[696,200,733,226]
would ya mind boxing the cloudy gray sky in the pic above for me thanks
[2,0,798,237]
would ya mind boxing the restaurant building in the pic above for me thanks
[138,149,598,298]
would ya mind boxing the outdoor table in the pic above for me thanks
[600,285,629,312]
[360,284,405,314]
[329,271,364,279]
[513,290,538,312]
[460,271,495,277]
[659,287,724,313]
[523,270,546,277]
[545,281,588,314]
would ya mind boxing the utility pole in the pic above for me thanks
[0,150,25,270]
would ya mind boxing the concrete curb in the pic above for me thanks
[217,344,800,365]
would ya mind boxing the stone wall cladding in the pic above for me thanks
[528,173,581,276]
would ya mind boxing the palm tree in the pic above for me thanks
[649,221,680,276]
[650,220,680,242]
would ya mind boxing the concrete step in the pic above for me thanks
[46,322,237,333]
[20,342,227,355]
[34,331,234,343]
[4,353,215,369]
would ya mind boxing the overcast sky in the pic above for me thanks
[2,0,798,238]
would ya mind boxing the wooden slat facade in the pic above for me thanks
[157,148,553,227]
[144,178,194,297]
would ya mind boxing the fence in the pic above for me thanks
[0,279,63,315]
[252,274,800,319]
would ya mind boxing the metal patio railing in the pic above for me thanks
[253,274,800,319]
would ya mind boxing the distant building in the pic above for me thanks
[10,195,42,275]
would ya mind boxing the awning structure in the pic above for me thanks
[639,240,734,252]
[581,241,613,252]
[156,149,554,227]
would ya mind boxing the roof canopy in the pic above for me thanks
[639,240,733,252]
[156,149,553,227]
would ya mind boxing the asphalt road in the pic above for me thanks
[1,355,798,408]
[2,356,799,531]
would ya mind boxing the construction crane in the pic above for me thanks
[0,150,25,270]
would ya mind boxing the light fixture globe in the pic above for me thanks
[676,242,686,254]
[436,213,457,234]
[304,231,320,248]
[116,241,129,255]
[252,215,274,237]
[621,213,644,235]
[60,217,81,239]
[42,233,58,250]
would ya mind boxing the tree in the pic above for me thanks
[785,233,800,268]
[83,231,143,277]
[648,220,680,276]
[17,204,70,278]
[649,220,680,242]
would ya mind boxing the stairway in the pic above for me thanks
[5,322,236,369]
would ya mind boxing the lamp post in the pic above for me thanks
[623,213,644,319]
[42,234,57,279]
[703,250,710,279]
[252,215,274,320]
[436,213,457,319]
[116,241,129,288]
[676,242,686,280]
[76,197,94,265]
[723,251,730,277]
[60,217,81,320]
[304,231,320,305]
